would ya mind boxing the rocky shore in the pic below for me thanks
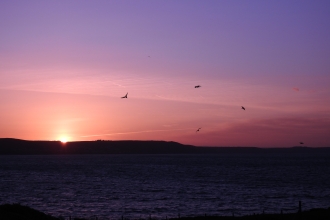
[1,204,330,220]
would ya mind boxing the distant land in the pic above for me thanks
[1,138,330,155]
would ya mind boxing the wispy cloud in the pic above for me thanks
[162,124,178,128]
[292,87,299,92]
[80,128,194,138]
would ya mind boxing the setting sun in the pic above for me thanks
[60,137,68,143]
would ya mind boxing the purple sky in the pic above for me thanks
[1,1,330,147]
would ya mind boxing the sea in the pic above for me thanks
[1,152,330,219]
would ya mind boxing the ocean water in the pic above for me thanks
[1,153,330,219]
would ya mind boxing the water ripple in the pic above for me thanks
[1,154,330,219]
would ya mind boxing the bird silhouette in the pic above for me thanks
[195,85,201,88]
[121,93,128,98]
[196,127,201,132]
[300,142,304,145]
[241,106,245,110]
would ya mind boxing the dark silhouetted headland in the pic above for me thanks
[0,138,194,155]
[1,138,330,155]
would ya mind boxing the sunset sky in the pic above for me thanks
[1,1,330,147]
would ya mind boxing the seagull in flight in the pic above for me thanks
[195,85,201,88]
[196,127,201,132]
[241,106,245,110]
[121,93,128,98]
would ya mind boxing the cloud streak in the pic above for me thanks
[80,127,194,138]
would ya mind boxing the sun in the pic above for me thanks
[60,137,68,143]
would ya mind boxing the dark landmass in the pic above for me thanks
[0,138,194,155]
[1,138,330,155]
[1,204,330,220]
[0,204,58,220]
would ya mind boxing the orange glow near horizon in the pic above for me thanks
[0,86,330,147]
[59,137,68,143]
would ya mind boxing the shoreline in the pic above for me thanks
[1,204,330,220]
[1,138,330,155]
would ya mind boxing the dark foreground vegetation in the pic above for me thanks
[0,204,58,220]
[1,204,330,220]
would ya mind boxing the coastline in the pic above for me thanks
[1,204,330,220]
[1,138,330,155]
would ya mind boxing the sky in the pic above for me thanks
[1,0,330,147]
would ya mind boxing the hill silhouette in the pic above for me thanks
[1,138,330,155]
[0,138,195,155]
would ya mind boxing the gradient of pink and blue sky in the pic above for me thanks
[1,1,330,147]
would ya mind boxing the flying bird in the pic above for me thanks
[196,127,201,132]
[121,93,128,98]
[241,106,245,110]
[195,85,201,88]
[300,142,304,145]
